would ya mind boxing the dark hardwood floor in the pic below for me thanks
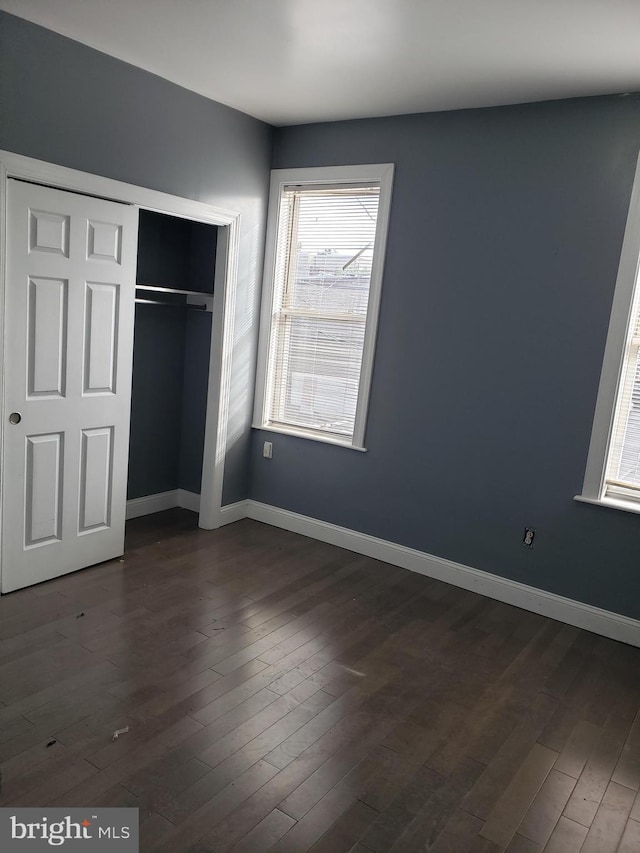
[1,509,639,852]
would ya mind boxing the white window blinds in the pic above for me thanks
[262,182,381,441]
[605,285,640,501]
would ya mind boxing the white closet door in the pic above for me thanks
[2,179,138,592]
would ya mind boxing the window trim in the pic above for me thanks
[577,151,640,509]
[253,163,394,450]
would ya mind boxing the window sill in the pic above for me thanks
[573,494,640,516]
[252,423,367,452]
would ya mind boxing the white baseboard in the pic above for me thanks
[126,489,201,520]
[178,489,201,513]
[231,500,640,649]
[219,500,249,526]
[126,490,180,519]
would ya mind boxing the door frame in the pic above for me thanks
[0,150,242,569]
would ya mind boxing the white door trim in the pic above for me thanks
[0,151,241,589]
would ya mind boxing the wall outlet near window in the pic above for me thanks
[263,441,273,459]
[523,528,535,548]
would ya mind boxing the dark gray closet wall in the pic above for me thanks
[128,211,216,500]
[0,10,272,505]
[128,308,212,499]
[128,306,186,499]
[180,311,213,495]
[136,212,217,294]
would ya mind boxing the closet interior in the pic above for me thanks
[127,209,218,513]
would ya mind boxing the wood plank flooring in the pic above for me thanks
[1,508,640,852]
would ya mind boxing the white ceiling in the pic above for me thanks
[2,0,640,126]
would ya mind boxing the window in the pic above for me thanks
[254,164,394,449]
[578,153,640,512]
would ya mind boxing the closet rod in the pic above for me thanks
[134,298,208,311]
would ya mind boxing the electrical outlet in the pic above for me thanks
[263,441,273,459]
[523,528,535,548]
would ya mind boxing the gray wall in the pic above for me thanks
[0,10,272,505]
[251,95,640,619]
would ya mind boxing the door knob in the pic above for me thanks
[9,412,21,425]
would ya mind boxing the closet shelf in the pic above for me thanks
[136,283,213,297]
[135,298,208,311]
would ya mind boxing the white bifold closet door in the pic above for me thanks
[2,179,138,592]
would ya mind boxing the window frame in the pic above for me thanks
[253,163,394,450]
[577,151,640,514]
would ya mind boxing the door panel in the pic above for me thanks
[84,282,119,394]
[27,276,68,398]
[29,209,70,256]
[25,432,64,546]
[79,427,113,532]
[87,220,122,263]
[2,180,138,592]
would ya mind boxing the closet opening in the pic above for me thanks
[126,209,218,526]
